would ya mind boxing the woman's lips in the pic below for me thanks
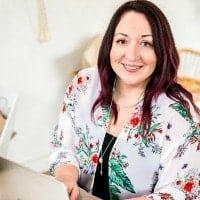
[122,63,143,72]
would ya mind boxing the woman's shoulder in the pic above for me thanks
[67,67,100,98]
[76,67,98,79]
[76,67,100,89]
[156,93,176,107]
[155,93,199,122]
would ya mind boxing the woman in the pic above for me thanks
[49,1,200,200]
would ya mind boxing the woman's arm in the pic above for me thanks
[55,164,79,200]
[144,104,200,199]
[128,103,199,200]
[49,74,82,200]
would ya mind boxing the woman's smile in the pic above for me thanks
[122,63,143,73]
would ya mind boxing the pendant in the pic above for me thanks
[99,157,103,164]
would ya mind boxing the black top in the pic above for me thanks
[92,133,117,200]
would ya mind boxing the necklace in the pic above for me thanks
[98,79,116,176]
[99,136,116,176]
[115,89,144,109]
[116,97,144,110]
[98,80,144,176]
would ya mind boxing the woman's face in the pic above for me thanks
[110,11,157,90]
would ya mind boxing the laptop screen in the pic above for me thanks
[0,157,69,200]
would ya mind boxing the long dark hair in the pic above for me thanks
[91,0,200,132]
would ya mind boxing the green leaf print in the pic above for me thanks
[102,107,111,124]
[110,188,120,200]
[169,103,191,121]
[141,135,150,147]
[97,106,111,127]
[120,154,127,159]
[149,123,161,133]
[110,192,119,200]
[110,184,121,196]
[141,123,159,147]
[109,158,135,193]
[75,125,100,174]
[67,102,75,111]
[170,103,200,155]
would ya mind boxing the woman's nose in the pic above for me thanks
[125,43,140,61]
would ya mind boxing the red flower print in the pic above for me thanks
[90,154,99,164]
[158,192,174,200]
[134,134,139,138]
[89,143,94,148]
[130,117,140,127]
[68,85,73,95]
[183,181,194,193]
[62,105,66,113]
[77,76,83,84]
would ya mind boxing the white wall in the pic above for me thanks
[0,0,199,170]
[153,0,200,49]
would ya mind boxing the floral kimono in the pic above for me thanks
[49,67,200,200]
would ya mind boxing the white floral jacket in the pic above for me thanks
[49,67,200,200]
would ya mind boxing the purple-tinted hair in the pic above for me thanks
[92,0,200,132]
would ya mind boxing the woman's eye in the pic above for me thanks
[116,39,127,45]
[141,41,152,47]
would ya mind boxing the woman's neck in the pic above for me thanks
[114,80,145,107]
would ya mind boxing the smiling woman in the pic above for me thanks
[49,1,200,200]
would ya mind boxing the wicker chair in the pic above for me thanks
[178,48,200,78]
[177,48,200,104]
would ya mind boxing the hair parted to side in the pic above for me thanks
[91,0,200,132]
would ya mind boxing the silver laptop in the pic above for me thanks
[0,156,69,200]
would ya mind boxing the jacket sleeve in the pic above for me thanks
[146,104,200,200]
[49,76,80,175]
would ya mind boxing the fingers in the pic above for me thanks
[70,184,79,200]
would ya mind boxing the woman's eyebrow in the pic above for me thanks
[114,33,152,38]
[114,33,128,37]
[141,34,152,38]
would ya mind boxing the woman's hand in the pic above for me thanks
[62,174,79,200]
[69,184,79,200]
[54,164,79,200]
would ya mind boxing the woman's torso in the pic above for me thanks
[65,67,194,199]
